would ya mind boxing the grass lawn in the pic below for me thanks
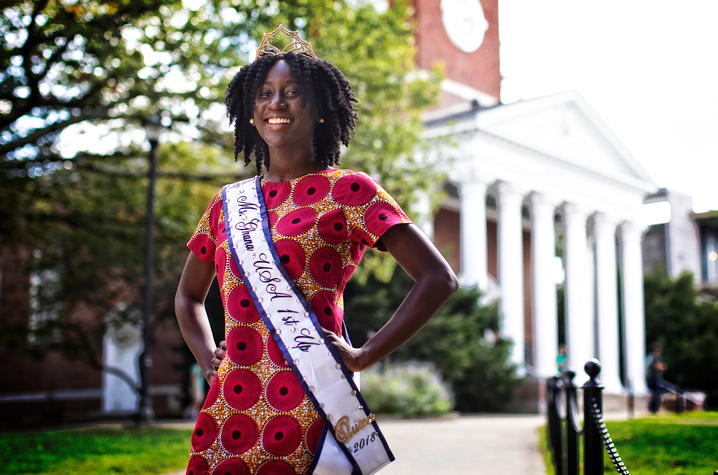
[540,411,718,475]
[0,425,192,474]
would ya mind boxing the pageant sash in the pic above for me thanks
[222,177,394,475]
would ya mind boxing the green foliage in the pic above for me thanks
[345,266,521,412]
[0,426,192,474]
[644,269,718,393]
[1,1,444,374]
[361,361,453,417]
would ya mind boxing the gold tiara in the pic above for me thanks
[255,24,317,60]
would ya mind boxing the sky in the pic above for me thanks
[498,0,718,212]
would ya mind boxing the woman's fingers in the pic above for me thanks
[211,341,227,370]
[321,327,363,372]
[211,356,221,370]
[322,328,344,346]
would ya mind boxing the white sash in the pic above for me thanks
[222,177,394,475]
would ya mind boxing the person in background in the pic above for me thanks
[556,344,567,372]
[184,362,205,420]
[646,344,668,413]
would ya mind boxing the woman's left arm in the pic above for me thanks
[324,223,459,371]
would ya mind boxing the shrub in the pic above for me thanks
[644,269,718,404]
[361,361,453,417]
[345,266,521,412]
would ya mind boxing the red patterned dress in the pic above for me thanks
[185,168,411,475]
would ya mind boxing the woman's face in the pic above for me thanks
[252,59,317,151]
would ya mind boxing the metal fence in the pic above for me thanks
[546,359,629,475]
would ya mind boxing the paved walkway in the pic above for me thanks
[168,413,546,474]
[378,414,546,475]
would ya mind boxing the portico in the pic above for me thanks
[427,91,655,395]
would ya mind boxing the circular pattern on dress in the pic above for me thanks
[226,326,263,366]
[267,334,289,367]
[309,246,343,288]
[266,370,304,412]
[187,455,209,475]
[293,175,330,206]
[202,377,220,410]
[332,173,377,206]
[306,418,324,454]
[276,207,317,236]
[350,228,374,264]
[221,413,259,454]
[212,457,251,475]
[256,460,295,475]
[210,199,222,229]
[262,414,302,456]
[223,369,261,411]
[274,239,305,279]
[268,210,278,229]
[191,412,218,452]
[365,201,402,237]
[215,248,227,289]
[227,286,260,324]
[263,181,291,209]
[228,252,241,280]
[310,290,342,334]
[317,208,349,244]
[338,264,357,292]
[199,243,210,259]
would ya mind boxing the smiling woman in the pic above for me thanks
[174,26,457,475]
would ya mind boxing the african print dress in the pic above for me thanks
[185,168,411,475]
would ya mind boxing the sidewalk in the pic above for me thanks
[378,414,546,474]
[168,413,546,474]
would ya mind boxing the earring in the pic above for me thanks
[319,118,325,124]
[249,118,255,126]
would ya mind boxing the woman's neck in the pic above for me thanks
[264,146,325,182]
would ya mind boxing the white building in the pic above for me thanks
[414,0,657,397]
[427,91,654,395]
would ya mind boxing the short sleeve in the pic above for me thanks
[334,172,412,252]
[187,189,223,262]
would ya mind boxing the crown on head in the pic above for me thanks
[255,24,317,60]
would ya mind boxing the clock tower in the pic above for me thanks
[414,0,500,104]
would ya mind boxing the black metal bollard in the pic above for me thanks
[564,370,580,475]
[583,359,604,475]
[547,376,564,475]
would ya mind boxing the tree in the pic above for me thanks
[344,267,521,411]
[644,269,718,402]
[1,0,443,386]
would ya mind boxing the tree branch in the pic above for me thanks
[0,109,107,154]
[76,162,239,182]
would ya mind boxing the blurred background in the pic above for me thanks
[1,0,716,435]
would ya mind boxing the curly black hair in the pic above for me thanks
[225,52,358,175]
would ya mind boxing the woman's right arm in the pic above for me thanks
[175,251,218,384]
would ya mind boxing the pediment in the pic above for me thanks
[474,91,654,185]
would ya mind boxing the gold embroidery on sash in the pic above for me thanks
[334,413,376,444]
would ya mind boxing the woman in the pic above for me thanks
[175,26,457,475]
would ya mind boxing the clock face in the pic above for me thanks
[440,0,488,53]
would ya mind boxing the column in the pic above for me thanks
[620,222,648,395]
[496,181,525,369]
[562,203,593,377]
[413,190,434,238]
[528,193,558,377]
[593,213,623,393]
[459,181,488,290]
